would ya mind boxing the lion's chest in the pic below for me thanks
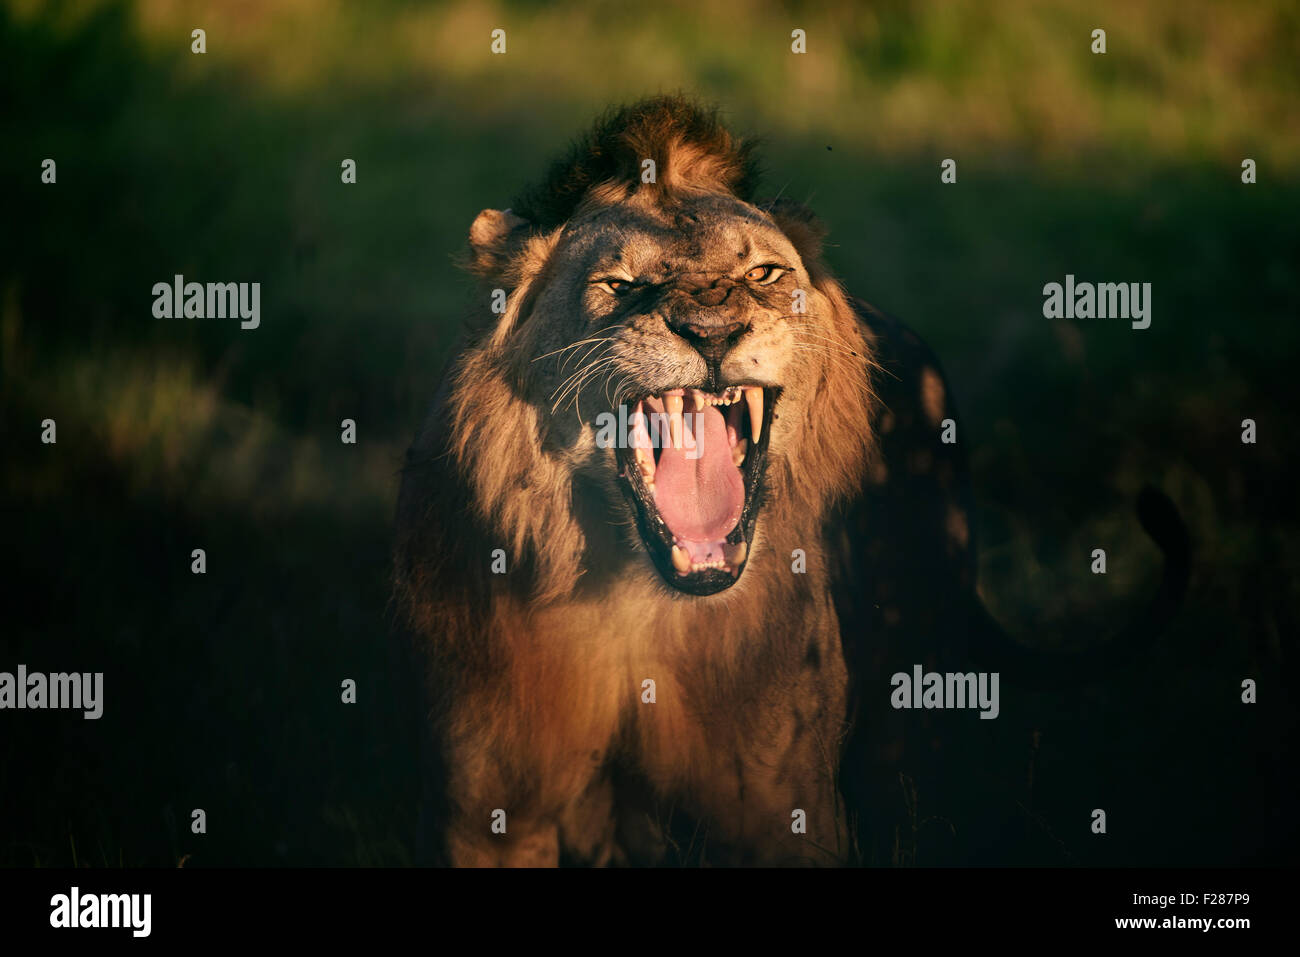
[499,574,845,790]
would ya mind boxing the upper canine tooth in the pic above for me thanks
[745,387,764,443]
[665,394,685,448]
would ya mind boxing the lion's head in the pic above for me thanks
[439,97,874,602]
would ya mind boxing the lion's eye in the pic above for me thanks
[744,264,784,284]
[595,278,631,294]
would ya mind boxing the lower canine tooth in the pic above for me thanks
[724,541,748,566]
[745,387,763,444]
[671,545,692,574]
[731,438,748,468]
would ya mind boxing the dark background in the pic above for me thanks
[1,0,1296,865]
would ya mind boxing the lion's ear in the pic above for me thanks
[762,198,828,264]
[467,208,531,277]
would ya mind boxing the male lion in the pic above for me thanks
[393,96,1188,866]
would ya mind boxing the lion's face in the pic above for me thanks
[502,190,830,595]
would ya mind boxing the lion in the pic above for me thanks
[392,96,1188,866]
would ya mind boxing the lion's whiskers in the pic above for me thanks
[550,349,622,416]
[532,323,624,365]
[551,359,614,413]
[786,336,866,381]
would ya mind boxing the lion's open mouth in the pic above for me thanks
[615,385,778,595]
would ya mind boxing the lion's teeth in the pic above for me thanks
[671,545,692,574]
[724,541,747,567]
[665,394,684,448]
[689,390,706,412]
[731,438,748,469]
[635,446,655,483]
[745,387,763,443]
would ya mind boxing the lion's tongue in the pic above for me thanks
[652,406,744,543]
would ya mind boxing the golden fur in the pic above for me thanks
[394,96,877,865]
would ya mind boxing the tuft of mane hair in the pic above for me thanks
[512,94,762,228]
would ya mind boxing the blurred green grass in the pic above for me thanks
[1,0,1297,865]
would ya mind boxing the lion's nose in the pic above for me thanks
[667,315,750,367]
